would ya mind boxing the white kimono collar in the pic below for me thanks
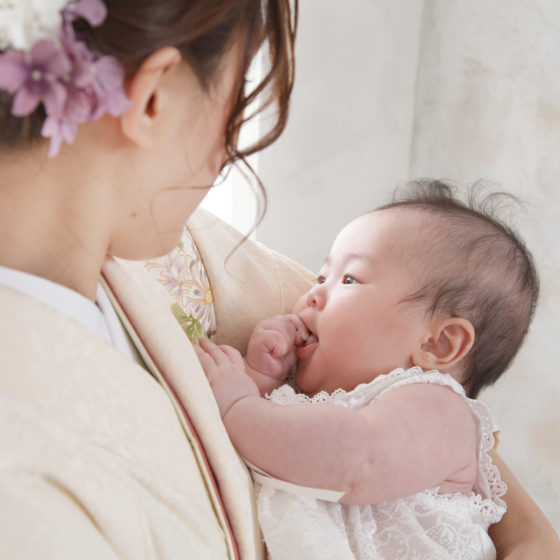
[0,264,133,359]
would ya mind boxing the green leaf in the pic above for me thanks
[171,303,205,343]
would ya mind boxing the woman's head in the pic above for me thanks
[1,0,297,163]
[0,1,297,270]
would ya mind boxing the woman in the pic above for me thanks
[0,1,557,558]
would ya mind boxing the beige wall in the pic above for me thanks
[257,0,560,532]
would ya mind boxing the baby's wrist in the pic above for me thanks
[245,360,286,381]
[210,375,259,418]
[220,393,258,420]
[245,361,286,395]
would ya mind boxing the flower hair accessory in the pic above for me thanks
[0,0,130,157]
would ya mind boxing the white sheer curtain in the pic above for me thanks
[200,158,258,237]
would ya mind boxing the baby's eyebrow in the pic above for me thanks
[322,253,374,269]
[346,252,375,264]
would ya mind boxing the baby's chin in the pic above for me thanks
[294,364,316,396]
[294,364,331,397]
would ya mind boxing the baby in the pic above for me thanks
[195,179,539,559]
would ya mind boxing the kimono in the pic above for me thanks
[0,208,314,559]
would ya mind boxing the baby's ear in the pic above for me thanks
[412,317,475,373]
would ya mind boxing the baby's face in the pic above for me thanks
[293,209,431,395]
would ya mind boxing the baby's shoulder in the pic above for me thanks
[379,383,478,488]
[362,381,477,466]
[369,381,475,428]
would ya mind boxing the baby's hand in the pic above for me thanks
[194,337,259,418]
[246,314,310,384]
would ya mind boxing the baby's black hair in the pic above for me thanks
[378,179,539,398]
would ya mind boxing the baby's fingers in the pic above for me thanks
[263,330,293,358]
[198,336,230,366]
[195,337,259,418]
[193,341,217,374]
[195,338,246,380]
[218,344,245,366]
[285,314,310,346]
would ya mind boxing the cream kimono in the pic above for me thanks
[0,208,314,559]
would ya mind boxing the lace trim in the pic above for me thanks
[268,367,459,406]
[268,384,348,406]
[468,399,507,519]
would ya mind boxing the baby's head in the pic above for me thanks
[294,179,538,398]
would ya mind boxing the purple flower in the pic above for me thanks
[58,24,130,121]
[41,83,95,157]
[0,39,71,117]
[42,114,79,158]
[58,26,95,88]
[0,0,129,158]
[90,55,131,119]
[63,0,108,27]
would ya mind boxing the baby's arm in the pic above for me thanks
[245,314,309,395]
[196,338,476,504]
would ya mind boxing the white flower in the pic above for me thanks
[0,0,68,51]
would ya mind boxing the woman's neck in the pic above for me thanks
[0,148,112,301]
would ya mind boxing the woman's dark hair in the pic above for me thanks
[0,0,298,167]
[378,179,539,398]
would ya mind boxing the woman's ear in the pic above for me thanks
[120,47,183,149]
[412,317,475,372]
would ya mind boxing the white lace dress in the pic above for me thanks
[254,368,507,560]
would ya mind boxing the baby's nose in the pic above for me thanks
[306,285,325,310]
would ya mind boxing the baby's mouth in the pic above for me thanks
[296,333,318,358]
[303,333,318,346]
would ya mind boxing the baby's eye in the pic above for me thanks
[343,274,357,284]
[317,275,327,284]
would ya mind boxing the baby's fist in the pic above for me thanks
[246,314,309,382]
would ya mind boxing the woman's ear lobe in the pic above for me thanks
[412,317,475,371]
[120,47,182,149]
